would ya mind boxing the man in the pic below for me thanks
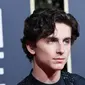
[18,8,85,85]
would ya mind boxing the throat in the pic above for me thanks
[44,71,61,84]
[32,66,61,84]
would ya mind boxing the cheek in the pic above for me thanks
[44,45,58,57]
[35,47,49,58]
[35,46,56,61]
[65,45,71,55]
[36,44,56,54]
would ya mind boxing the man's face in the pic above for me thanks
[33,23,71,71]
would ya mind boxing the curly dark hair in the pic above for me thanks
[21,8,79,62]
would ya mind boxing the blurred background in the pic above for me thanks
[0,0,85,85]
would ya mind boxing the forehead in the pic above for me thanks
[49,23,71,38]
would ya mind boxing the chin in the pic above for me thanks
[52,64,65,71]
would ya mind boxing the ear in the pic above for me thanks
[26,42,35,55]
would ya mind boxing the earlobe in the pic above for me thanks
[26,44,35,55]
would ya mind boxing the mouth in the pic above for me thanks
[53,58,65,63]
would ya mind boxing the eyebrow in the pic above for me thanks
[46,36,71,41]
[63,37,71,41]
[46,36,58,41]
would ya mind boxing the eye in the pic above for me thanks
[64,39,71,45]
[46,38,58,44]
[46,39,54,44]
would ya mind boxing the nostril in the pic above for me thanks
[56,52,63,55]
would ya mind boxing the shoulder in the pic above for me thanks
[17,69,33,85]
[71,73,85,85]
[62,71,85,85]
[17,75,32,85]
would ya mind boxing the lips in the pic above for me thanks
[53,58,65,63]
[53,58,65,60]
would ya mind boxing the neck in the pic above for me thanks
[32,60,61,84]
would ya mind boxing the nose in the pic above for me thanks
[56,43,64,55]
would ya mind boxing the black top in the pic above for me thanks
[17,70,85,85]
[27,73,65,85]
